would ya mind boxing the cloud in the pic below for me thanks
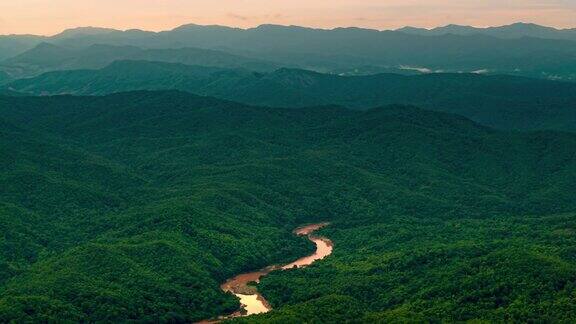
[228,13,249,21]
[227,12,287,23]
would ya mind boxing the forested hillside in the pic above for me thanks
[0,91,575,322]
[7,61,576,131]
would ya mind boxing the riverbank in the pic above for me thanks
[199,223,333,322]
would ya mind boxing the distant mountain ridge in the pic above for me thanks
[0,35,47,61]
[51,27,120,40]
[30,22,576,40]
[7,60,576,131]
[2,22,576,80]
[396,22,576,40]
[0,43,279,78]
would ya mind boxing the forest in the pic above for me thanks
[0,91,575,322]
[4,60,576,131]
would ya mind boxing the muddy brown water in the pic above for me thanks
[199,223,333,322]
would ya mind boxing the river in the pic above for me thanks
[200,223,333,322]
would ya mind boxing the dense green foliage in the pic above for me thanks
[250,214,576,323]
[0,95,316,321]
[0,89,21,96]
[6,61,576,131]
[0,91,575,322]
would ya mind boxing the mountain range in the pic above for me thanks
[1,20,576,323]
[2,23,576,80]
[397,22,576,40]
[0,42,278,79]
[6,60,576,131]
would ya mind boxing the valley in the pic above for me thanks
[206,223,333,322]
[1,13,576,323]
[0,91,575,322]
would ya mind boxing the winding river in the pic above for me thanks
[200,223,333,322]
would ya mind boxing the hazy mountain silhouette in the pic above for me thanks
[2,23,576,80]
[0,43,279,78]
[0,35,47,61]
[397,22,576,40]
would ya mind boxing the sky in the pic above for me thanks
[1,0,575,36]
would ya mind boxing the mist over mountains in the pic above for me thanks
[2,22,576,80]
[0,43,278,79]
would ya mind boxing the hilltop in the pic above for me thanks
[6,60,576,131]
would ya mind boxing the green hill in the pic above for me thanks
[7,61,576,131]
[0,94,313,321]
[0,89,22,96]
[0,91,575,321]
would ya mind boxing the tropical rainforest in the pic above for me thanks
[1,20,576,323]
[0,91,575,322]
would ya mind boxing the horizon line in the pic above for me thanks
[2,21,575,38]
